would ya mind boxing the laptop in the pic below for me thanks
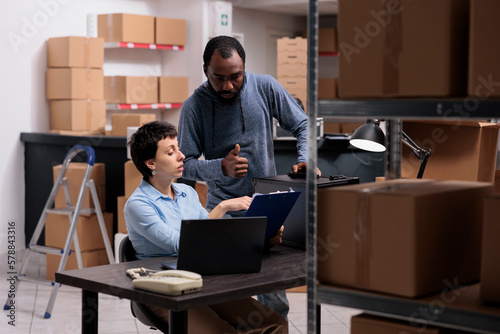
[162,217,267,275]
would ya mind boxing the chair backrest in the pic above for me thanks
[119,235,170,333]
[119,236,138,263]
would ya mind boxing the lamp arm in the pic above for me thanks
[401,131,431,162]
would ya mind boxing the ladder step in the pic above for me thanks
[28,245,66,255]
[17,275,54,287]
[45,207,95,215]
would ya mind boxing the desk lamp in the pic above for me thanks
[349,119,431,179]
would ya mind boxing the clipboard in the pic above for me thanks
[244,191,301,242]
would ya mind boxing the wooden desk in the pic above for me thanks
[55,245,306,334]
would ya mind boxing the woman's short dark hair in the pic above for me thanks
[203,35,246,67]
[128,121,178,180]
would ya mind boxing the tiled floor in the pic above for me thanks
[0,252,361,334]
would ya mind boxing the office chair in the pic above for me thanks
[119,236,170,333]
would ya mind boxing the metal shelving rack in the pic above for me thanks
[305,1,500,333]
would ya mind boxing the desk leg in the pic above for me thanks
[169,310,187,334]
[316,304,321,334]
[82,290,98,334]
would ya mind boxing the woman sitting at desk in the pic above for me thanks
[125,120,287,334]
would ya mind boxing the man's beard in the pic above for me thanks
[207,80,243,105]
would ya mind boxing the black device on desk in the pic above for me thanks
[252,174,359,249]
[162,217,267,275]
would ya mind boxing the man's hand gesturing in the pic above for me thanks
[221,144,249,178]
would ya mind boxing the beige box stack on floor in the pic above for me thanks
[277,37,308,112]
[47,163,113,281]
[317,179,493,298]
[46,36,105,135]
[338,0,469,98]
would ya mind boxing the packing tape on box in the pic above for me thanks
[86,100,92,129]
[107,14,114,42]
[354,181,429,288]
[382,0,402,95]
[84,37,90,68]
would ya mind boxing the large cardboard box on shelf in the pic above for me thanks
[480,195,500,304]
[402,120,500,182]
[104,76,158,104]
[155,17,186,46]
[47,36,104,69]
[53,162,106,210]
[301,28,338,53]
[124,159,142,197]
[46,68,104,100]
[49,100,106,132]
[351,314,444,334]
[158,76,189,103]
[44,212,113,252]
[46,249,110,281]
[317,179,493,298]
[468,0,500,97]
[98,13,155,44]
[111,113,156,136]
[338,0,469,98]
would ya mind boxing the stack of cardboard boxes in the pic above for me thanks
[97,13,189,136]
[45,163,113,281]
[46,36,106,135]
[277,37,308,112]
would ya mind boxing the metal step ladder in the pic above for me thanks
[4,145,115,319]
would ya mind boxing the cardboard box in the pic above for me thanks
[98,13,155,44]
[495,170,500,193]
[124,159,142,197]
[277,50,307,65]
[318,78,337,99]
[104,76,158,104]
[277,63,307,78]
[341,122,364,134]
[158,76,189,103]
[49,100,106,132]
[45,212,113,252]
[318,28,337,53]
[117,196,127,234]
[155,17,186,46]
[480,195,500,304]
[53,162,106,210]
[317,179,493,297]
[46,68,104,100]
[338,0,469,98]
[468,0,500,97]
[402,121,500,182]
[46,249,110,281]
[111,113,156,137]
[351,314,443,334]
[323,121,342,134]
[195,181,208,208]
[47,36,104,69]
[277,37,307,53]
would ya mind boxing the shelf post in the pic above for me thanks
[385,119,402,179]
[306,0,319,333]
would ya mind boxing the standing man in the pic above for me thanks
[178,35,319,319]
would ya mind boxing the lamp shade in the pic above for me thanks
[349,119,386,152]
